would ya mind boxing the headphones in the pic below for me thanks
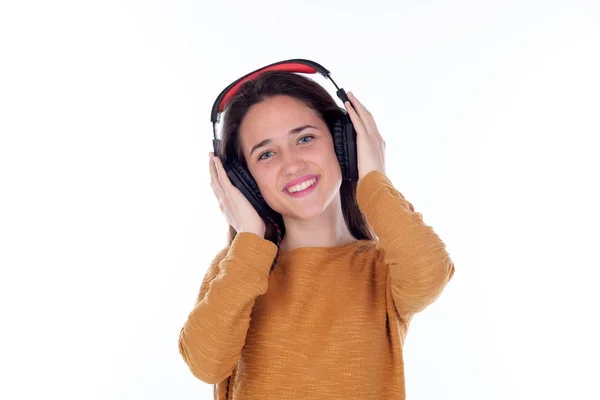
[210,59,359,242]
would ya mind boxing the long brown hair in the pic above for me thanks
[216,70,375,246]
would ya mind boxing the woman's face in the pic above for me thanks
[239,95,342,220]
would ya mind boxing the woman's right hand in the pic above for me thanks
[209,152,266,238]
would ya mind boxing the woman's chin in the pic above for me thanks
[280,204,325,221]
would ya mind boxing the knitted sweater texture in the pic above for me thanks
[178,170,455,399]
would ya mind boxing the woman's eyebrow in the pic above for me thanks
[249,124,318,157]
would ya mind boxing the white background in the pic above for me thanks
[1,0,599,399]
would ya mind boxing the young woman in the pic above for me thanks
[178,67,455,400]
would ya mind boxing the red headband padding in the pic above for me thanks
[217,63,318,113]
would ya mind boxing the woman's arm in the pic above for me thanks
[178,232,278,384]
[356,170,455,320]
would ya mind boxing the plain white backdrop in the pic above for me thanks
[1,0,599,399]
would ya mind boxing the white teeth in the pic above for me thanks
[286,177,317,193]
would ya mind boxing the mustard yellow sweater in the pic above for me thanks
[178,170,455,399]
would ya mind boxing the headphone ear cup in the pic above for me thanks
[223,159,285,233]
[329,110,358,182]
[331,117,349,179]
[342,113,359,182]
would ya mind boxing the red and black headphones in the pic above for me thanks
[210,59,358,255]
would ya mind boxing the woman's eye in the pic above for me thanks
[298,135,315,144]
[258,151,273,161]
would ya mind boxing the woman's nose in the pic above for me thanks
[281,151,306,176]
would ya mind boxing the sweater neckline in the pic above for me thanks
[276,239,372,258]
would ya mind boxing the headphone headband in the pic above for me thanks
[210,59,347,128]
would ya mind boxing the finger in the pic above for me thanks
[347,92,371,122]
[209,153,224,199]
[344,100,368,137]
[347,92,380,138]
[209,182,224,209]
[212,155,235,195]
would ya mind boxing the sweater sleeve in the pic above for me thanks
[356,170,455,319]
[178,232,279,384]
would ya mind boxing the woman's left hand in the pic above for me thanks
[344,91,386,181]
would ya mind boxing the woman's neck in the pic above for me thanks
[279,230,356,251]
[278,201,355,251]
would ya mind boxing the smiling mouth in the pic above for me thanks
[283,176,321,196]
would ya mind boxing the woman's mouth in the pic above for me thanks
[284,176,320,197]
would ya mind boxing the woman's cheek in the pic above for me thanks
[255,167,278,199]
